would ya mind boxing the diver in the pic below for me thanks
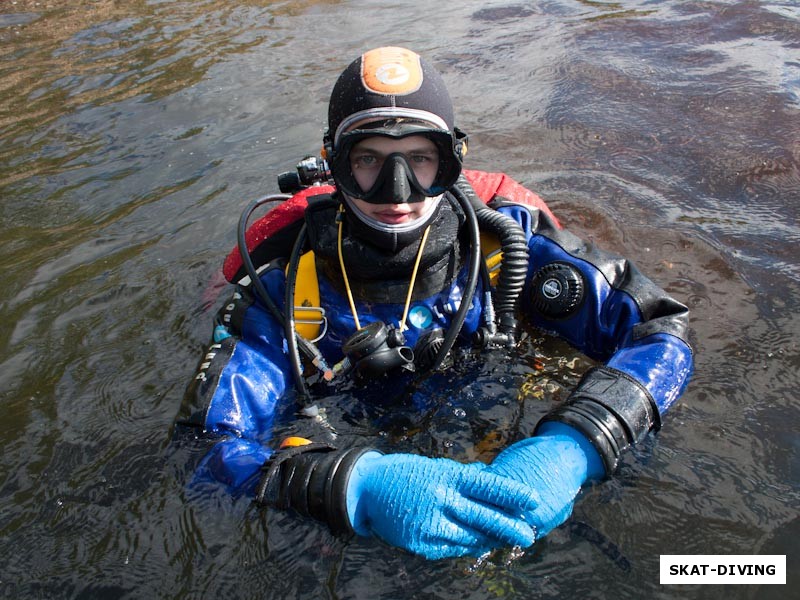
[179,46,693,560]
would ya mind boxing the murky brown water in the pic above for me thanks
[1,1,798,599]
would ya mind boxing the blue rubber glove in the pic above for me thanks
[486,423,604,542]
[346,452,539,560]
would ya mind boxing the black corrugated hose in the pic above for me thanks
[452,176,529,346]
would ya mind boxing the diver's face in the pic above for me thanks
[347,135,440,225]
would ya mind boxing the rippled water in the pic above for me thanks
[1,1,798,598]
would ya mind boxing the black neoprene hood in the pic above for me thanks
[327,46,456,148]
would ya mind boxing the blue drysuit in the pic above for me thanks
[182,171,693,501]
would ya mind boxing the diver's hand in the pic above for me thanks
[346,452,538,559]
[486,423,603,541]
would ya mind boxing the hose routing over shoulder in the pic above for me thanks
[427,185,482,372]
[238,195,330,399]
[237,195,292,326]
[451,176,529,346]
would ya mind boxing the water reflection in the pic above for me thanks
[0,0,338,190]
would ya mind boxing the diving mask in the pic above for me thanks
[330,120,465,205]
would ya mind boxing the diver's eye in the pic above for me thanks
[409,153,436,165]
[351,153,381,170]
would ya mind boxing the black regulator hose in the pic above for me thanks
[238,195,292,326]
[428,184,482,371]
[238,195,324,399]
[452,177,529,346]
[285,223,312,399]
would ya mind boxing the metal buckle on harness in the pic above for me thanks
[294,305,327,343]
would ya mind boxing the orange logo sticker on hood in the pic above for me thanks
[361,46,423,95]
